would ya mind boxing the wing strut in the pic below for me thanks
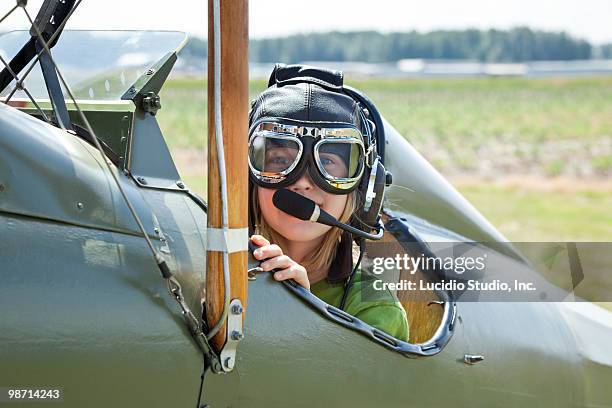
[204,0,249,371]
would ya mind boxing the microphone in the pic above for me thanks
[272,189,383,240]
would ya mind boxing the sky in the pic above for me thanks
[2,0,612,44]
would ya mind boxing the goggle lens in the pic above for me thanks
[317,141,363,179]
[249,135,301,176]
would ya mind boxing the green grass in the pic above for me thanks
[158,77,207,149]
[158,78,270,150]
[159,76,612,150]
[345,77,612,145]
[457,184,612,241]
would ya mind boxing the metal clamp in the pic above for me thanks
[219,298,244,372]
[207,227,248,254]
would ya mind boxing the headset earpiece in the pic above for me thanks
[353,158,387,233]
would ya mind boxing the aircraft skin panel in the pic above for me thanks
[135,186,207,314]
[0,212,205,407]
[200,273,600,408]
[204,273,471,408]
[0,103,158,238]
[559,302,612,407]
[560,302,612,366]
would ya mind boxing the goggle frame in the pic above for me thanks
[248,121,367,194]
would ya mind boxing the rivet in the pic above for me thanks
[0,184,5,192]
[464,354,484,365]
[137,177,147,185]
[176,181,185,189]
[76,202,84,210]
[231,331,243,341]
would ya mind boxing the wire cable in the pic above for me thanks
[205,0,231,341]
[21,4,166,277]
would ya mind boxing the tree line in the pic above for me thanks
[182,27,612,63]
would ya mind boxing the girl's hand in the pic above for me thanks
[250,235,310,290]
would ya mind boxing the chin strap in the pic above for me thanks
[340,239,366,311]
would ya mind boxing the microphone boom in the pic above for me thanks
[272,189,383,240]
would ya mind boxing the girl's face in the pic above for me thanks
[258,173,348,242]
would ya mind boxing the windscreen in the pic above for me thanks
[0,30,187,102]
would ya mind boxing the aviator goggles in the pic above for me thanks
[248,121,368,194]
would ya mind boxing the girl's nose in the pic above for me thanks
[289,172,315,192]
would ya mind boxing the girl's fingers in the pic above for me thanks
[260,254,291,271]
[274,265,310,290]
[248,235,310,290]
[250,234,270,247]
[253,244,282,261]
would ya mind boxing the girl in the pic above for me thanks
[248,66,409,341]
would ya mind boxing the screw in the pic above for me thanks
[146,69,156,75]
[137,177,147,185]
[231,331,243,341]
[176,181,185,189]
[231,304,243,315]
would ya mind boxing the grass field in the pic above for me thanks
[459,183,612,241]
[158,76,612,242]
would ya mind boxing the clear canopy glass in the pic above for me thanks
[0,30,187,102]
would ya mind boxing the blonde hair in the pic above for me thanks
[252,186,357,276]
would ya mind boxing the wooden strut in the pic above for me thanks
[206,0,249,351]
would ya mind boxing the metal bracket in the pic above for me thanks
[219,298,244,372]
[142,92,161,116]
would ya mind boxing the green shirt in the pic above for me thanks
[311,269,409,341]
